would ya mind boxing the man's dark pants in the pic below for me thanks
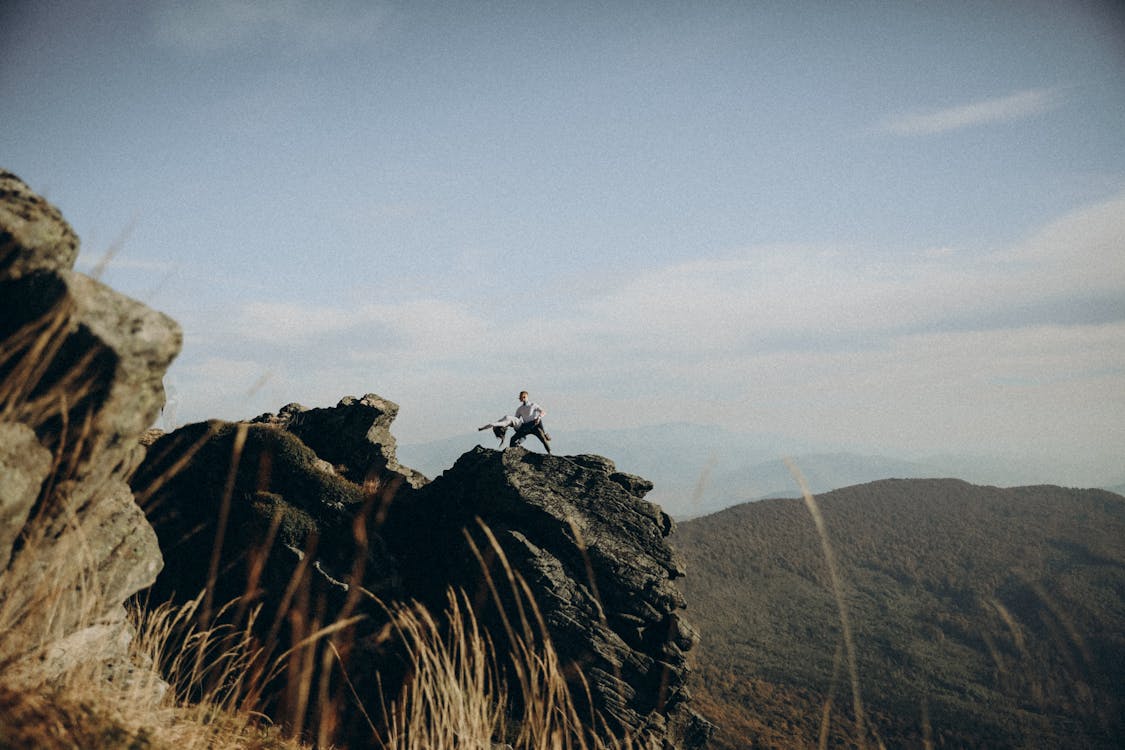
[510,421,551,453]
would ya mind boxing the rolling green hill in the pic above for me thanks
[672,479,1125,749]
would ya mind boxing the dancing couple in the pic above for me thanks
[479,390,551,454]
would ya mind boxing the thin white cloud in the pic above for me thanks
[236,298,490,357]
[245,190,1125,370]
[172,192,1125,477]
[552,189,1125,360]
[224,189,1122,407]
[721,321,1125,462]
[238,301,355,341]
[548,248,969,355]
[353,299,492,359]
[1000,190,1125,282]
[881,88,1059,135]
[151,0,394,54]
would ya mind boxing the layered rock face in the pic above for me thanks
[0,171,180,693]
[392,446,714,748]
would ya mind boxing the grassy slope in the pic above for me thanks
[672,479,1125,749]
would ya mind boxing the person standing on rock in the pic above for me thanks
[479,391,552,453]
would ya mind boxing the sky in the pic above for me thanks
[2,1,1124,485]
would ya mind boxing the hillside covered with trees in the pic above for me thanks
[673,479,1125,748]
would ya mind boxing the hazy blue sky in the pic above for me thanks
[3,1,1124,483]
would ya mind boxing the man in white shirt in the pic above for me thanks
[510,390,551,453]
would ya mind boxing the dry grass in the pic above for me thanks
[0,300,303,749]
[380,616,641,750]
[369,526,646,750]
[784,459,868,750]
[0,482,636,750]
[0,525,645,750]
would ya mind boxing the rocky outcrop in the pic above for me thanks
[390,447,714,748]
[136,394,427,617]
[134,396,432,743]
[250,394,427,493]
[137,393,713,748]
[0,171,179,697]
[135,412,403,621]
[0,170,79,278]
[0,423,52,570]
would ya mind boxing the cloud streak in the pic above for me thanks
[168,191,1125,476]
[573,190,1125,356]
[881,88,1059,135]
[235,298,491,359]
[214,190,1125,381]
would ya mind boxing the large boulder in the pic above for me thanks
[388,446,714,749]
[132,395,427,740]
[0,422,52,571]
[135,416,402,619]
[136,394,425,615]
[0,169,80,278]
[0,171,178,697]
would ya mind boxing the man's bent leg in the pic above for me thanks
[510,422,532,447]
[534,425,551,454]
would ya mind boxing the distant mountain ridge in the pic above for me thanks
[398,424,1125,517]
[672,479,1125,749]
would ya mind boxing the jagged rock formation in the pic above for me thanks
[136,394,713,748]
[250,394,427,492]
[0,171,180,696]
[134,397,430,742]
[392,446,715,748]
[135,401,410,621]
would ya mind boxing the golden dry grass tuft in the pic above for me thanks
[0,530,645,750]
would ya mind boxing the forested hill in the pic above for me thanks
[672,479,1125,749]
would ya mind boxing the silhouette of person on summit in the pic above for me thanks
[478,390,552,453]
